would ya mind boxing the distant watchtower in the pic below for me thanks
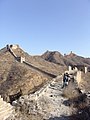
[17,57,25,63]
[6,44,19,50]
[10,44,19,49]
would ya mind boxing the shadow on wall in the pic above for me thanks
[49,115,70,120]
[48,106,90,120]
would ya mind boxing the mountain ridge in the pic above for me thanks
[0,45,66,101]
[41,50,90,66]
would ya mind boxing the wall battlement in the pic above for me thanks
[6,44,19,50]
[17,57,25,63]
[68,65,88,74]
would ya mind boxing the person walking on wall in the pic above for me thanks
[62,73,69,88]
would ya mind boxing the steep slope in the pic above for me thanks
[41,50,68,66]
[0,45,66,101]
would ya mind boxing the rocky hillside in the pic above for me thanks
[0,45,66,101]
[41,51,90,66]
[0,45,90,120]
[41,50,67,66]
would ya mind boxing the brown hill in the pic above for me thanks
[65,52,90,66]
[41,51,90,66]
[41,50,69,66]
[0,45,66,101]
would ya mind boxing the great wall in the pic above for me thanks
[6,44,89,78]
[0,44,89,120]
[1,44,89,100]
[6,44,57,78]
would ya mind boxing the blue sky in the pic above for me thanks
[0,0,90,57]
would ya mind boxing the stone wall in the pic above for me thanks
[10,44,19,49]
[0,95,14,120]
[76,71,82,85]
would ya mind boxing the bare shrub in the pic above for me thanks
[62,82,80,99]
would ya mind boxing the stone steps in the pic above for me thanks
[0,104,12,112]
[0,95,14,120]
[0,110,13,120]
[0,107,13,114]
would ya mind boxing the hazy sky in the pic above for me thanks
[0,0,90,57]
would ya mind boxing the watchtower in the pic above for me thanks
[17,57,25,63]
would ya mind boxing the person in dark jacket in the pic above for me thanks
[62,73,69,88]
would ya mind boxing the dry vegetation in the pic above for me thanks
[62,82,80,99]
[62,80,90,120]
[79,72,90,92]
[0,62,48,101]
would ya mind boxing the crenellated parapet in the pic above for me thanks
[6,44,19,50]
[68,65,88,74]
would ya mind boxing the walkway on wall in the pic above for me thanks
[23,61,57,78]
[8,46,57,78]
[0,96,14,120]
[34,75,62,99]
[9,47,17,58]
[20,75,73,120]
